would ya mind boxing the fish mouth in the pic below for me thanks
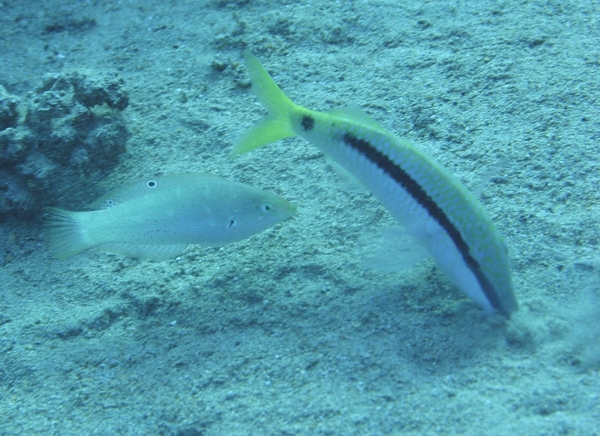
[286,202,298,216]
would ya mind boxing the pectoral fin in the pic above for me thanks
[364,226,430,272]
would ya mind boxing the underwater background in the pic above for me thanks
[1,0,599,434]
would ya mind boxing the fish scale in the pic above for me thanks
[233,50,518,315]
[312,116,510,313]
[45,173,296,260]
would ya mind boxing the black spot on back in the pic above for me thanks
[301,116,314,131]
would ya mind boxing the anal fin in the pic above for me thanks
[100,243,188,260]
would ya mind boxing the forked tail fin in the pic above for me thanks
[233,50,298,154]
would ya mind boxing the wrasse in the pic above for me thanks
[233,50,518,315]
[45,173,296,260]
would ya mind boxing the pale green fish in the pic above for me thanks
[233,50,518,315]
[45,173,296,260]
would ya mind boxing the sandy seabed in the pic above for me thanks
[1,0,599,435]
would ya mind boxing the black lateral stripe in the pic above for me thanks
[342,132,503,312]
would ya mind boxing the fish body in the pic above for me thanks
[45,173,296,260]
[233,50,517,315]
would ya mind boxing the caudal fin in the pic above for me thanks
[232,50,298,154]
[44,207,92,259]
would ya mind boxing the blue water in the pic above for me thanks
[0,0,598,434]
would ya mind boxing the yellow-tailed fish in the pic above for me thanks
[233,50,518,315]
[45,173,296,260]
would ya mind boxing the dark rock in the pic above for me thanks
[0,85,20,130]
[0,70,130,218]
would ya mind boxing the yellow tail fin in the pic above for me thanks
[233,50,298,155]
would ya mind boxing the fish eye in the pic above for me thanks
[228,218,237,228]
[147,180,157,188]
[261,202,273,212]
[106,199,115,207]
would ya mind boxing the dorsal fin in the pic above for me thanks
[329,106,386,131]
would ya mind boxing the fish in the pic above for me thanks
[232,50,518,315]
[45,172,296,260]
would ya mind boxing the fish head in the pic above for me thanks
[222,188,296,242]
